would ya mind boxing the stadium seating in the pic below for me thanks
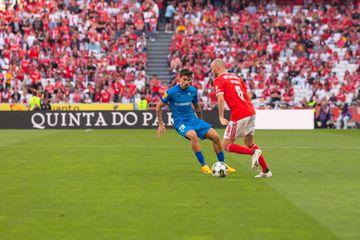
[0,0,358,119]
[0,0,159,105]
[168,0,359,114]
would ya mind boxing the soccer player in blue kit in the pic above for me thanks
[156,69,236,174]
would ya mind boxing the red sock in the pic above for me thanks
[227,144,254,155]
[250,144,268,173]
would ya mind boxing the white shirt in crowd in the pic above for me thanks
[134,77,145,91]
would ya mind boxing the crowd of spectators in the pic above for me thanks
[0,0,359,127]
[0,0,161,106]
[168,0,359,122]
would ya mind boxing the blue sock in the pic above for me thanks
[217,151,224,162]
[195,151,206,166]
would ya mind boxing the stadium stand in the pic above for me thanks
[0,0,359,127]
[0,0,158,104]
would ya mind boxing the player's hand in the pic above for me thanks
[157,123,166,137]
[219,117,229,126]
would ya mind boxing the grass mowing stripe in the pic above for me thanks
[235,130,360,240]
[0,149,338,240]
[0,129,359,240]
[0,130,68,146]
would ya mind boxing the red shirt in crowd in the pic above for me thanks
[128,83,137,96]
[45,83,54,93]
[21,59,31,73]
[159,85,168,96]
[73,91,82,103]
[101,89,111,103]
[150,78,161,93]
[30,71,41,84]
[54,81,65,92]
[29,45,39,59]
[336,93,346,102]
[112,82,125,95]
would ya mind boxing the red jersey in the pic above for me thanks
[30,71,42,84]
[55,81,65,92]
[150,79,161,93]
[45,84,54,93]
[21,59,31,73]
[101,90,111,103]
[112,82,124,95]
[337,93,346,102]
[73,92,82,103]
[29,46,39,59]
[159,86,168,96]
[214,72,255,121]
[128,83,137,96]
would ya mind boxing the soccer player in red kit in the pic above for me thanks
[211,59,272,178]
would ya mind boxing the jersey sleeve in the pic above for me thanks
[241,79,250,92]
[214,78,224,96]
[161,90,170,104]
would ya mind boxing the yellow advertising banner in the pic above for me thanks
[0,104,28,111]
[0,103,134,111]
[50,103,134,111]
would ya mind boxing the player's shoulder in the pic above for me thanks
[214,72,229,82]
[167,85,178,94]
[226,72,240,79]
[188,85,197,93]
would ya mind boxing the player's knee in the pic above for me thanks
[223,142,229,152]
[244,136,253,147]
[187,132,198,142]
[212,134,220,143]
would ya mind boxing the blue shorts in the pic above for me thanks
[175,118,212,140]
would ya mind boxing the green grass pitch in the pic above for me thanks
[0,129,359,240]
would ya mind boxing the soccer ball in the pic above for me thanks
[211,162,228,178]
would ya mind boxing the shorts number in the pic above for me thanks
[235,86,244,101]
[179,124,185,132]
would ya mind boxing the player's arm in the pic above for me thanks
[242,80,252,100]
[156,100,166,137]
[194,102,203,119]
[247,91,252,100]
[217,94,229,126]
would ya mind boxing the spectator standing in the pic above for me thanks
[336,103,352,129]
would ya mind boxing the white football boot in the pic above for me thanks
[255,171,273,178]
[251,149,262,170]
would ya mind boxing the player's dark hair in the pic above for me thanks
[180,69,193,77]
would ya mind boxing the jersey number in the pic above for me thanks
[178,124,185,132]
[235,86,244,101]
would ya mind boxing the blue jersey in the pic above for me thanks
[161,84,198,127]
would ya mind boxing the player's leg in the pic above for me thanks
[223,116,270,175]
[336,116,342,129]
[244,135,265,171]
[223,136,260,172]
[343,116,350,129]
[193,119,236,173]
[204,128,236,173]
[222,120,255,156]
[244,134,272,178]
[204,128,223,159]
[185,130,211,174]
[186,130,201,153]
